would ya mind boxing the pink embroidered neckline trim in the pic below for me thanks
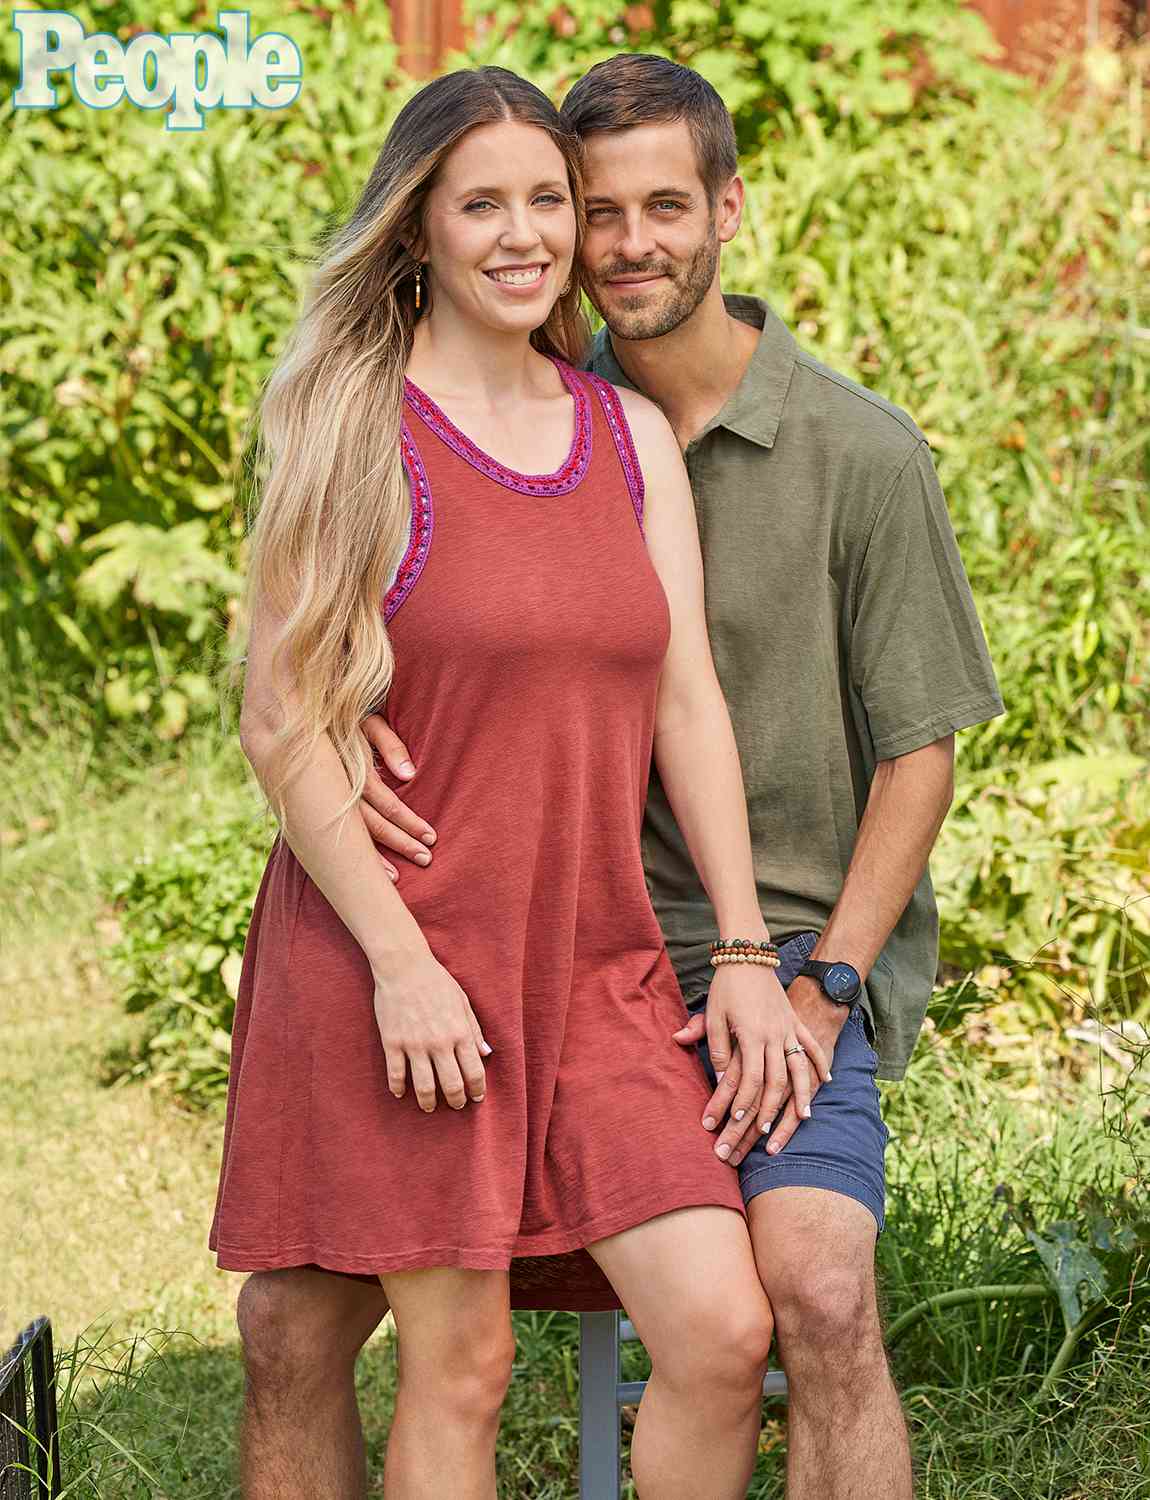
[402,355,592,496]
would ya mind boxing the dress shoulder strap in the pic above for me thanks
[579,367,646,534]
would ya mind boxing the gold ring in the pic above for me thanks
[783,1044,806,1058]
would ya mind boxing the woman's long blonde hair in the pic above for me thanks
[223,67,591,840]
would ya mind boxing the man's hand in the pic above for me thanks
[672,974,846,1163]
[357,712,438,878]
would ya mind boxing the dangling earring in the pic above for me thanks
[414,263,423,310]
[560,275,572,296]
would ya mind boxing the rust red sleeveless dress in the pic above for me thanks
[208,355,746,1309]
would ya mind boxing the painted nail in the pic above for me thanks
[703,1115,716,1130]
[734,1109,746,1122]
[479,1042,493,1056]
[716,1070,726,1082]
[801,1105,812,1119]
[716,1143,731,1160]
[761,1122,771,1135]
[827,1073,833,1082]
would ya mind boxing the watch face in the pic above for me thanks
[824,964,860,1001]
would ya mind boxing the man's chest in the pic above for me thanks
[684,440,841,676]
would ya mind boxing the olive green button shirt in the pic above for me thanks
[583,294,1005,1081]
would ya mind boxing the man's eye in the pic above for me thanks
[586,206,616,220]
[655,201,682,212]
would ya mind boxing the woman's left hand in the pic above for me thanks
[685,963,832,1164]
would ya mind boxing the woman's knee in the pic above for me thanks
[654,1296,774,1398]
[401,1322,517,1424]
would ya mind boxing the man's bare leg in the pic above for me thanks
[749,1187,914,1500]
[235,1266,390,1500]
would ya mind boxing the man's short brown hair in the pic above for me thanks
[560,53,738,208]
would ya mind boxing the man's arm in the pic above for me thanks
[673,733,954,1161]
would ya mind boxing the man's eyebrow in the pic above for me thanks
[452,180,569,201]
[584,187,696,206]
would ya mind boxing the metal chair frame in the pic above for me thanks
[578,1310,788,1499]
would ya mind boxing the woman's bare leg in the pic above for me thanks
[380,1267,515,1500]
[587,1205,773,1500]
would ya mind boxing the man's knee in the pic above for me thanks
[769,1260,881,1359]
[237,1267,389,1389]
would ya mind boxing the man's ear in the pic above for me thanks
[716,174,744,246]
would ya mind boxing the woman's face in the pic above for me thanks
[419,119,577,338]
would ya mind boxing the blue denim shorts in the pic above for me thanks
[686,929,890,1234]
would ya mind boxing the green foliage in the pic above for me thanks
[99,816,274,1104]
[466,0,1020,148]
[0,0,407,739]
[933,757,1150,1023]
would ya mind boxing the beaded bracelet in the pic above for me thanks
[710,935,780,969]
[711,950,781,968]
[710,937,778,955]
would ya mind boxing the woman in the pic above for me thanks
[209,66,829,1498]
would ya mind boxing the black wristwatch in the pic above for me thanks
[798,959,862,1007]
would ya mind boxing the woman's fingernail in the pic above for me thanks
[801,1105,812,1119]
[734,1109,746,1122]
[716,1143,731,1160]
[479,1042,493,1056]
[761,1122,771,1135]
[730,1152,742,1165]
[716,1070,725,1082]
[703,1115,716,1130]
[386,867,398,881]
[827,1073,833,1082]
[398,760,416,777]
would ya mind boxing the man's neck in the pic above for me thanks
[606,287,760,451]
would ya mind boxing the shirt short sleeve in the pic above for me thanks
[849,440,1005,759]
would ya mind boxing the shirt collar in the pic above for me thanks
[588,293,797,450]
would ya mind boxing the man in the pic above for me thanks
[234,54,1004,1500]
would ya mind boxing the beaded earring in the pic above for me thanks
[414,263,423,310]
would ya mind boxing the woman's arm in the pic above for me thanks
[618,386,830,1156]
[238,587,491,1111]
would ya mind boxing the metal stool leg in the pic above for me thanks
[579,1311,621,1500]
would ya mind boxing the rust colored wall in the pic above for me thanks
[969,0,1141,72]
[389,0,467,78]
[389,1,1144,79]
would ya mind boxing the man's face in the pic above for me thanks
[577,120,726,341]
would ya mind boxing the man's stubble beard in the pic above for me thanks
[588,218,720,343]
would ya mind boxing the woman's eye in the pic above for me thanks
[536,193,565,206]
[465,199,495,212]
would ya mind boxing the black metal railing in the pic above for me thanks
[1,1318,61,1499]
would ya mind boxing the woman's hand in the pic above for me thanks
[372,952,493,1113]
[697,964,831,1163]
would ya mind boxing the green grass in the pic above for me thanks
[3,713,1146,1497]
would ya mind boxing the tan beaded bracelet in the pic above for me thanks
[709,950,781,968]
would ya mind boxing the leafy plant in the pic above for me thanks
[98,816,274,1105]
